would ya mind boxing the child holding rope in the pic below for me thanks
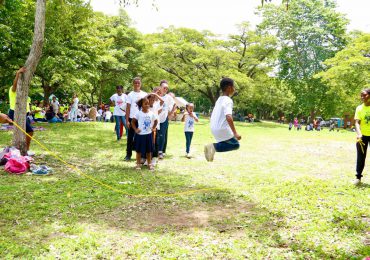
[354,88,370,185]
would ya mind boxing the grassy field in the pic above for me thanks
[0,119,369,259]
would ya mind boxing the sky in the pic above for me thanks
[90,0,370,36]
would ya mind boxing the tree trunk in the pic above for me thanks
[43,84,53,106]
[12,0,46,155]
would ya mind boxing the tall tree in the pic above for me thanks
[315,33,370,115]
[13,0,46,154]
[259,0,348,119]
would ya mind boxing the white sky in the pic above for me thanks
[90,0,370,36]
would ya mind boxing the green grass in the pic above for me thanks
[0,120,369,259]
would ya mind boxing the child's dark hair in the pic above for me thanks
[116,85,123,90]
[160,80,168,86]
[186,103,194,112]
[220,77,234,92]
[136,96,149,110]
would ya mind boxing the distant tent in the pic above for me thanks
[174,97,188,108]
[48,94,58,102]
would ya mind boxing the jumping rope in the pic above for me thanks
[11,121,226,198]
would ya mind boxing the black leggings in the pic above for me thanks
[356,135,370,179]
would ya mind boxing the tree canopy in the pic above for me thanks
[0,0,367,120]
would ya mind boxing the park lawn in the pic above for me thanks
[0,120,369,259]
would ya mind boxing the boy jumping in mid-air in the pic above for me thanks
[204,77,241,162]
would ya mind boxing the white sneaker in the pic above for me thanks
[143,160,148,166]
[204,143,215,162]
[159,153,164,160]
[152,157,157,166]
[186,153,191,158]
[353,179,361,186]
[27,150,35,156]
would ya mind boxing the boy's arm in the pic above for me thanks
[226,114,241,140]
[12,67,26,92]
[126,103,131,128]
[0,113,12,124]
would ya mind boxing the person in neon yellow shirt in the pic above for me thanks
[354,88,370,186]
[8,67,34,152]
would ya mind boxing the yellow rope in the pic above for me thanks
[11,121,225,198]
[357,138,365,154]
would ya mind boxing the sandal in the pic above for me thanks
[135,164,141,170]
[149,164,155,171]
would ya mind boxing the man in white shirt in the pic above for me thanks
[157,80,176,159]
[50,96,60,114]
[204,78,242,162]
[124,77,147,161]
[110,85,127,141]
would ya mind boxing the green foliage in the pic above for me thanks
[142,23,280,114]
[0,122,369,258]
[315,33,370,115]
[259,0,348,118]
[0,0,35,97]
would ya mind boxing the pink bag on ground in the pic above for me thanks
[4,157,30,174]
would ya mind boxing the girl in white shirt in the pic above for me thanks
[132,97,158,170]
[182,103,198,158]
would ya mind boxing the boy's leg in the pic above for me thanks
[153,131,159,158]
[214,137,240,152]
[114,116,120,140]
[25,117,34,151]
[163,121,169,154]
[158,119,168,157]
[125,118,135,160]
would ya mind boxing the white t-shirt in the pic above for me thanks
[150,100,162,130]
[110,93,127,116]
[159,94,175,123]
[127,90,147,119]
[184,112,198,132]
[72,97,79,109]
[104,111,112,120]
[134,110,156,135]
[97,109,103,116]
[51,100,59,113]
[210,96,234,142]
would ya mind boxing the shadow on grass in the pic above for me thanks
[0,123,367,258]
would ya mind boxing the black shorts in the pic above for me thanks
[134,133,154,155]
[8,109,34,133]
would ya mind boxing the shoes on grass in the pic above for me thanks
[204,143,215,162]
[353,178,361,186]
[124,156,131,161]
[27,150,35,156]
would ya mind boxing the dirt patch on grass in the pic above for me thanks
[102,200,256,232]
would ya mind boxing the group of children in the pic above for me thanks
[118,77,241,170]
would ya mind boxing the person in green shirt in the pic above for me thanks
[354,88,370,185]
[8,67,34,152]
